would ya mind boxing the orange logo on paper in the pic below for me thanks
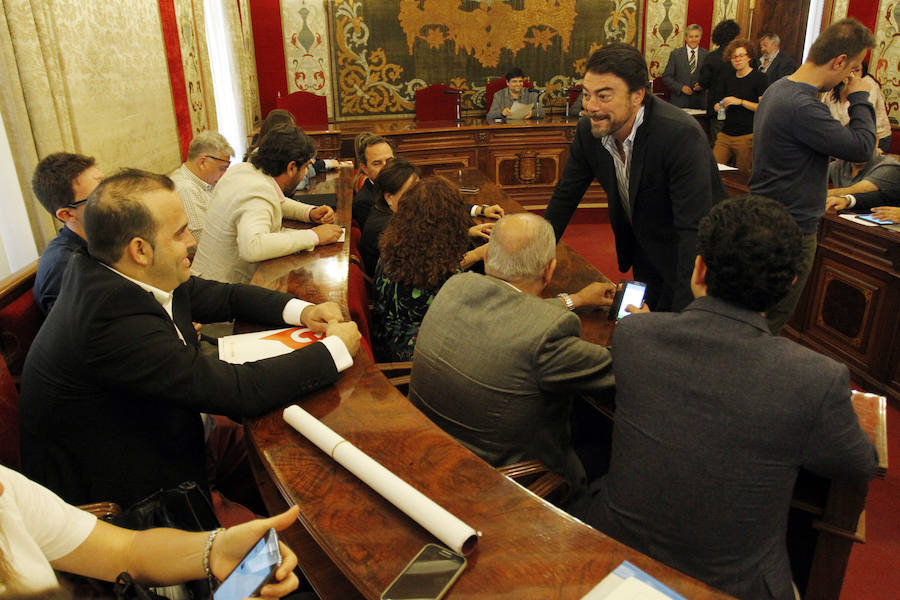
[261,327,325,350]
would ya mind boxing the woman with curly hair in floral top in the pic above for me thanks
[373,176,488,361]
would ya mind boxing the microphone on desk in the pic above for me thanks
[443,88,463,121]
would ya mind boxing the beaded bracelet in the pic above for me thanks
[202,527,226,589]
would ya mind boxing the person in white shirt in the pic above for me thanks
[169,130,234,242]
[0,464,299,597]
[192,124,343,284]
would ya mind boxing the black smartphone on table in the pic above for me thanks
[381,544,467,600]
[213,528,282,600]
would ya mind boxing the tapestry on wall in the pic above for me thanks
[328,0,642,119]
[871,0,900,125]
[644,0,688,80]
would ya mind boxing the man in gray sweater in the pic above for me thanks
[749,18,876,333]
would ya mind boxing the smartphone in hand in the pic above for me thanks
[608,281,647,321]
[213,528,281,600]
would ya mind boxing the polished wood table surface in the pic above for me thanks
[244,168,732,599]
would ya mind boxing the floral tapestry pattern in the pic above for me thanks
[871,0,900,125]
[329,0,641,118]
[283,0,333,117]
[644,0,688,80]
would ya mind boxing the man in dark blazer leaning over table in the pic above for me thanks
[410,213,617,515]
[588,195,879,600]
[545,43,726,311]
[19,169,361,509]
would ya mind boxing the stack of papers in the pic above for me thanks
[218,327,324,364]
[581,561,688,600]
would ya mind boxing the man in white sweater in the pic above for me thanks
[192,124,342,283]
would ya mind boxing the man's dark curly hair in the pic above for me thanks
[378,176,471,289]
[250,123,316,177]
[698,195,802,312]
[585,43,650,100]
[711,19,741,48]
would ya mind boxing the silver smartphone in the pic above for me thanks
[213,528,281,600]
[608,280,647,321]
[381,544,467,600]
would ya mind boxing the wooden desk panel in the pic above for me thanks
[245,168,729,600]
[335,117,604,207]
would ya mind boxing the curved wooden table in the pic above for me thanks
[244,168,733,599]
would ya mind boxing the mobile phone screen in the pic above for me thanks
[213,529,281,600]
[381,544,466,600]
[858,214,896,225]
[617,282,647,320]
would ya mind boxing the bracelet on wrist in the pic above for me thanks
[557,292,575,311]
[203,527,226,589]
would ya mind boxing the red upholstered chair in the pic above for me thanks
[485,77,508,113]
[0,353,20,469]
[651,77,670,102]
[275,90,328,130]
[566,84,583,117]
[415,84,461,121]
[0,260,43,382]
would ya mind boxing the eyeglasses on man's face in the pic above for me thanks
[66,197,89,209]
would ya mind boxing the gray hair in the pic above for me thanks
[485,213,556,282]
[186,130,234,161]
[762,33,781,44]
[686,24,703,35]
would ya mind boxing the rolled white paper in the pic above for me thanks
[283,405,479,554]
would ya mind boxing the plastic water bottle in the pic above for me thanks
[717,106,726,120]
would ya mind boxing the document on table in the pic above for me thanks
[580,561,687,600]
[506,101,534,120]
[218,327,325,364]
[717,163,738,171]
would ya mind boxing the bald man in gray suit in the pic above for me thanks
[409,213,617,513]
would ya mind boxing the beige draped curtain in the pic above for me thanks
[0,0,72,253]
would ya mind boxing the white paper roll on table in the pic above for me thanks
[283,405,479,555]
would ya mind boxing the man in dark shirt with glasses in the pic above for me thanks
[31,153,104,315]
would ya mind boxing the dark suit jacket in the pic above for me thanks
[763,51,797,84]
[20,251,339,507]
[661,46,708,108]
[409,272,614,503]
[544,95,726,310]
[847,188,900,211]
[588,296,879,600]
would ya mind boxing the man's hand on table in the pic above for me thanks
[312,224,343,245]
[469,222,494,240]
[326,321,361,357]
[482,204,505,219]
[570,281,618,309]
[826,195,851,212]
[872,206,900,222]
[301,302,343,332]
[309,205,335,224]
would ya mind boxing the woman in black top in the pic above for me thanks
[711,39,769,174]
[359,158,421,274]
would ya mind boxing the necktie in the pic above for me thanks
[761,56,770,72]
[689,49,696,73]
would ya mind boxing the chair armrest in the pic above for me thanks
[78,501,123,521]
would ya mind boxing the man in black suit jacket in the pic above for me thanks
[545,44,726,311]
[20,169,361,508]
[588,196,878,600]
[759,33,798,83]
[661,24,708,109]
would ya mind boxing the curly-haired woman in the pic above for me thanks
[373,177,487,361]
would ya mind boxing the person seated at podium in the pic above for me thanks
[192,124,342,284]
[410,213,617,515]
[31,152,105,315]
[372,177,488,361]
[487,68,546,121]
[19,168,361,511]
[360,158,421,274]
[0,464,300,597]
[826,149,900,213]
[587,195,879,600]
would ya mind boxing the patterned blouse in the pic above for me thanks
[372,264,449,362]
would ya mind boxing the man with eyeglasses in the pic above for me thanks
[169,130,235,241]
[545,44,726,312]
[31,153,105,315]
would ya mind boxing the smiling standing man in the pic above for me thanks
[661,24,708,109]
[544,44,725,311]
[750,18,876,334]
[19,169,361,508]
